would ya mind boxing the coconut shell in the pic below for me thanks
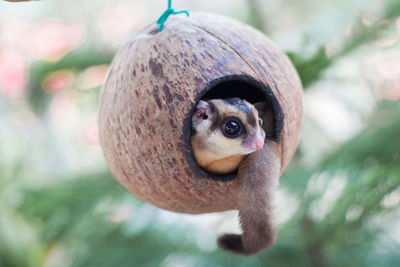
[99,12,303,214]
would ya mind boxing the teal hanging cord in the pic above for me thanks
[157,0,189,32]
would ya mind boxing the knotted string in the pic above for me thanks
[157,0,189,32]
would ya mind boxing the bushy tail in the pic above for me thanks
[218,142,281,255]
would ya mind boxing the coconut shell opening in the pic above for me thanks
[199,75,284,142]
[185,74,284,181]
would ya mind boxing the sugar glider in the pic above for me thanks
[191,97,281,255]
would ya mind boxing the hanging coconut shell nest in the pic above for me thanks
[99,12,303,214]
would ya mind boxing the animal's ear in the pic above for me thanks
[196,100,209,110]
[253,102,266,115]
[194,100,212,121]
[256,101,275,139]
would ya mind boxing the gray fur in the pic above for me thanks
[218,141,281,255]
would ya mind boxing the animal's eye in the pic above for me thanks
[223,119,242,138]
[258,117,263,126]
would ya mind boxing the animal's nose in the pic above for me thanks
[255,135,264,150]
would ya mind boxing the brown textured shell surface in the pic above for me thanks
[99,12,303,214]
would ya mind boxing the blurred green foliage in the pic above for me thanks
[29,48,114,113]
[288,0,400,88]
[1,0,400,266]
